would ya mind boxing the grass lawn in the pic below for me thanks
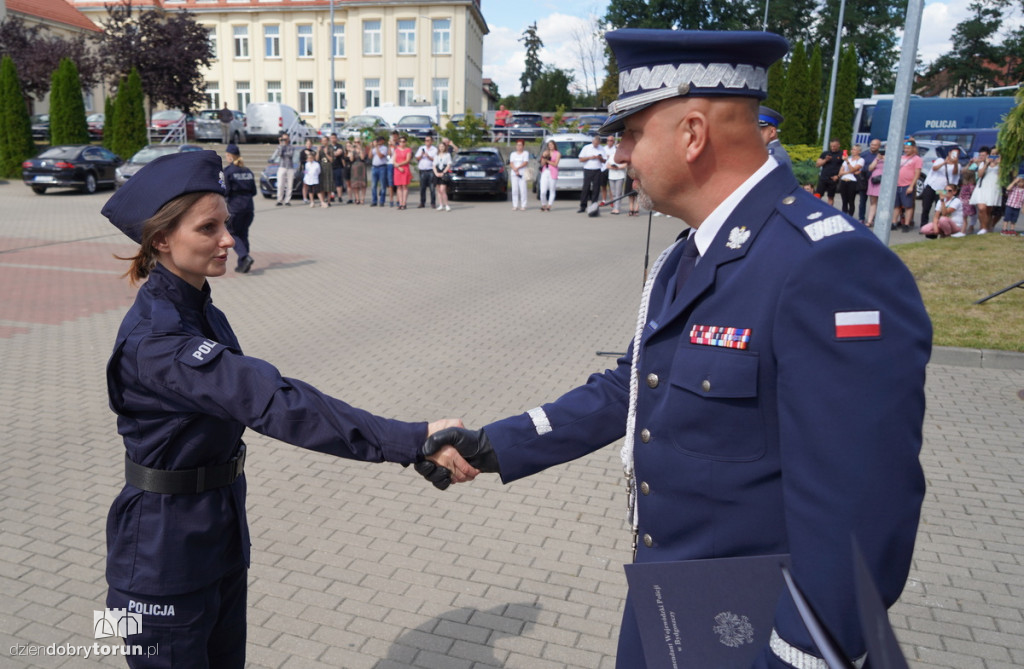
[893,234,1024,351]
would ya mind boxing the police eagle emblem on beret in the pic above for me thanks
[713,611,755,648]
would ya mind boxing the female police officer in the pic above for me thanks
[100,150,474,668]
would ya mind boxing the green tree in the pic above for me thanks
[922,0,1007,97]
[0,55,36,177]
[527,67,575,111]
[49,58,89,145]
[996,93,1024,188]
[519,22,544,100]
[782,42,813,144]
[814,0,903,96]
[437,107,490,148]
[828,44,858,150]
[807,45,823,145]
[102,93,116,150]
[763,59,786,116]
[110,67,147,160]
[598,49,619,108]
[604,0,758,30]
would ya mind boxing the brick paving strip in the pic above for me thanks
[0,179,1021,668]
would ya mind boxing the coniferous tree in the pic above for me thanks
[829,44,858,150]
[519,22,544,106]
[807,45,824,145]
[110,67,146,159]
[782,42,812,144]
[49,58,89,145]
[0,55,36,177]
[763,59,786,117]
[102,94,116,150]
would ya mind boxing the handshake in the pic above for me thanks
[416,426,501,490]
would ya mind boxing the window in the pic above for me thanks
[205,82,221,109]
[236,81,251,111]
[333,81,346,111]
[233,26,248,59]
[363,20,381,55]
[364,78,380,108]
[432,78,449,114]
[397,19,415,55]
[264,25,280,58]
[206,27,217,59]
[297,25,313,58]
[432,19,451,55]
[398,78,414,106]
[332,24,345,57]
[299,81,314,114]
[266,81,282,103]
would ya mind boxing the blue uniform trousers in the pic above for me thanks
[227,208,253,264]
[108,564,247,669]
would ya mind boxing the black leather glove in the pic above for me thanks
[415,428,501,491]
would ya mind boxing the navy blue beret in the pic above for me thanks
[101,150,225,243]
[600,29,790,134]
[758,106,784,127]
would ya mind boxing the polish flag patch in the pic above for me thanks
[834,310,881,339]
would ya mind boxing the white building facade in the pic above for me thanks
[66,0,488,124]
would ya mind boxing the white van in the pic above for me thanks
[244,102,310,143]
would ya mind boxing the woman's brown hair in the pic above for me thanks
[115,191,212,285]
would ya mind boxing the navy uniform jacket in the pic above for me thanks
[767,139,792,172]
[106,264,425,595]
[223,162,256,215]
[485,165,930,666]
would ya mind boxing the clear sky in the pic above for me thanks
[480,0,1024,101]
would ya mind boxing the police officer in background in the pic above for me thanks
[759,105,792,172]
[100,150,475,668]
[420,29,931,668]
[223,144,256,274]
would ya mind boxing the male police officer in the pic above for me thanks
[421,29,931,668]
[759,105,792,172]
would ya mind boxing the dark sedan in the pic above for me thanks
[506,113,546,140]
[22,145,122,194]
[395,114,436,140]
[446,148,507,200]
[259,145,304,199]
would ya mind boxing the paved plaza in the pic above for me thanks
[1,172,1022,668]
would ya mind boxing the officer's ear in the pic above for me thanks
[152,231,171,254]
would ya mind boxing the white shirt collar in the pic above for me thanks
[691,157,778,257]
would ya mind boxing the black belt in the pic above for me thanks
[125,446,246,494]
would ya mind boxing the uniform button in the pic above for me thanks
[640,429,651,443]
[646,373,659,389]
[701,379,711,392]
[640,481,650,495]
[782,195,796,205]
[642,533,653,548]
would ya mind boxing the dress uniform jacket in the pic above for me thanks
[767,139,792,172]
[484,164,930,666]
[106,264,425,595]
[222,162,256,215]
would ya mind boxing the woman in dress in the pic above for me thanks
[865,150,885,227]
[392,136,413,210]
[969,146,1001,234]
[349,143,368,204]
[316,136,334,208]
[433,141,453,211]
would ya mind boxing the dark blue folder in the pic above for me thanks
[624,554,790,668]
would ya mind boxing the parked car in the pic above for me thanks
[319,121,347,137]
[195,109,246,143]
[338,114,391,140]
[259,144,305,199]
[31,114,50,140]
[149,110,196,141]
[22,145,122,194]
[395,114,436,140]
[86,113,105,140]
[534,133,593,194]
[446,147,507,200]
[576,114,608,135]
[449,112,484,126]
[506,113,546,140]
[115,144,204,188]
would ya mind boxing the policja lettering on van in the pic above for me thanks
[129,600,175,617]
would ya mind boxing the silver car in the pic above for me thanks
[195,109,247,143]
[115,144,204,187]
